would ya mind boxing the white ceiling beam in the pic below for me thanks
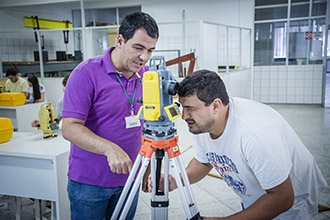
[0,0,79,8]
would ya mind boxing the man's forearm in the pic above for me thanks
[186,158,213,185]
[62,118,114,156]
[204,177,294,220]
[216,193,291,220]
[62,117,133,174]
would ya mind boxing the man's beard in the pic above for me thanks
[187,118,215,134]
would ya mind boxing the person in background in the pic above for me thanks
[62,12,159,220]
[25,75,46,103]
[31,73,70,128]
[150,69,327,220]
[5,66,27,94]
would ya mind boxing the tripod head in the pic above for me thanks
[137,56,181,140]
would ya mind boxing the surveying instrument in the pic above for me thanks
[38,102,58,139]
[111,57,202,220]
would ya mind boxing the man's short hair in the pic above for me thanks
[6,66,18,77]
[119,12,159,42]
[178,69,229,106]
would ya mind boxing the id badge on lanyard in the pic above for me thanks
[116,73,141,129]
[125,113,141,129]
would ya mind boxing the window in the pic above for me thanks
[288,20,309,65]
[72,6,141,27]
[118,6,141,23]
[312,1,327,16]
[255,7,288,21]
[274,22,287,59]
[255,0,288,7]
[254,0,328,65]
[94,9,117,26]
[310,18,326,63]
[255,22,287,65]
[290,4,309,18]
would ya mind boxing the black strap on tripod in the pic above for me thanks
[151,149,169,208]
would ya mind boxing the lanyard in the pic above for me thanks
[115,73,138,115]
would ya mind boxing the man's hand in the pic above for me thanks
[31,119,40,128]
[104,144,132,174]
[147,173,178,193]
[142,164,151,192]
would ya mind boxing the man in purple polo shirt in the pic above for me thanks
[62,12,159,220]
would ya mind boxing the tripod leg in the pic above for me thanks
[170,158,192,218]
[176,155,197,206]
[151,150,169,220]
[111,154,146,220]
[170,155,202,220]
[120,156,150,220]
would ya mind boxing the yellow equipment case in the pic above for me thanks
[0,92,26,106]
[0,117,14,143]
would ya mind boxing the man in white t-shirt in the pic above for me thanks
[152,69,327,219]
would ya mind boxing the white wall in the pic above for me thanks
[200,22,218,72]
[253,65,323,104]
[221,69,252,99]
[43,77,64,106]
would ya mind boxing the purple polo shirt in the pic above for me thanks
[62,47,147,187]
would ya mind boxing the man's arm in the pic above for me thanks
[174,158,213,190]
[62,117,133,174]
[203,176,294,220]
[186,158,213,184]
[21,81,27,95]
[4,80,10,92]
[147,158,213,192]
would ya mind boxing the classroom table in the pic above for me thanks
[0,131,70,219]
[0,103,43,132]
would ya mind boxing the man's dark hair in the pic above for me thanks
[119,12,159,42]
[6,66,18,77]
[178,69,229,106]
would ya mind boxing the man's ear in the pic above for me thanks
[116,34,124,47]
[212,98,223,112]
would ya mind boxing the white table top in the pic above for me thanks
[0,104,37,109]
[0,131,70,159]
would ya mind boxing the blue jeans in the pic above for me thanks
[67,179,139,220]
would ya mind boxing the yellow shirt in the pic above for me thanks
[5,77,27,93]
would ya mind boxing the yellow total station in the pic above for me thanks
[140,71,161,121]
[137,66,181,124]
[38,102,58,139]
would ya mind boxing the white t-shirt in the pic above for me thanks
[26,83,46,103]
[194,97,327,220]
[55,97,63,120]
[55,97,63,129]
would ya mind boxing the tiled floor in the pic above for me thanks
[1,104,329,219]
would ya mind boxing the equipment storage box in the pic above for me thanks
[0,117,14,143]
[0,93,25,106]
